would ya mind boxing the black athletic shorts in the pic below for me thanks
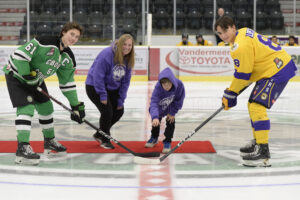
[5,71,49,108]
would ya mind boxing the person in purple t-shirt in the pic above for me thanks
[85,34,135,149]
[145,67,185,153]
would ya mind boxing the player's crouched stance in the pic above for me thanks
[145,67,185,153]
[3,22,85,165]
[215,16,297,167]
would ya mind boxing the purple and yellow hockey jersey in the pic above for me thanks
[228,28,297,94]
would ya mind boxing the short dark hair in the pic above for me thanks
[196,34,203,39]
[182,33,189,39]
[160,78,171,84]
[59,21,83,38]
[289,35,295,40]
[214,16,235,31]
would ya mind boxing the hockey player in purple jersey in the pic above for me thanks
[145,67,185,153]
[215,16,297,167]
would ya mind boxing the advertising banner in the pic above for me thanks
[158,46,233,80]
[159,47,180,77]
[0,47,14,75]
[72,46,148,76]
[72,46,104,75]
[131,46,148,75]
[0,46,149,77]
[1,45,299,79]
[284,47,300,75]
[177,46,233,76]
[157,46,300,80]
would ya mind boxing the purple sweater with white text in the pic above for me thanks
[85,44,132,107]
[149,67,185,120]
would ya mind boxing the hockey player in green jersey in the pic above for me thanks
[3,22,86,165]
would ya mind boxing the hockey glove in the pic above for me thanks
[22,73,40,92]
[222,89,238,110]
[70,102,85,124]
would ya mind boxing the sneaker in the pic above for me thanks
[145,137,158,148]
[242,143,271,167]
[240,139,256,157]
[15,142,40,165]
[93,132,104,144]
[93,132,115,149]
[101,141,115,149]
[44,137,67,156]
[162,142,171,154]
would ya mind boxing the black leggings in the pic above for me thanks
[86,85,124,141]
[151,119,175,143]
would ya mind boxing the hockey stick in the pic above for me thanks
[134,106,224,164]
[37,87,160,158]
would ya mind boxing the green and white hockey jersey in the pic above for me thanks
[3,36,79,106]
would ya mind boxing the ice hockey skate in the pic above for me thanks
[15,142,40,165]
[240,139,256,157]
[44,137,67,158]
[242,143,271,167]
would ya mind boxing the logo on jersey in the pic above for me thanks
[159,95,175,110]
[46,59,61,69]
[273,57,283,69]
[47,48,55,56]
[231,43,238,51]
[6,64,11,70]
[253,85,260,95]
[246,29,254,38]
[274,92,279,100]
[261,93,268,100]
[112,64,126,81]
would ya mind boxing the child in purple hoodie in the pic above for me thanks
[145,67,185,153]
[85,34,135,149]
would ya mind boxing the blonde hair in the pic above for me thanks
[114,34,135,69]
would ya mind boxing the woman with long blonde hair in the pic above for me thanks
[85,34,135,149]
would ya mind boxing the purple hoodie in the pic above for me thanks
[85,42,132,107]
[149,67,185,120]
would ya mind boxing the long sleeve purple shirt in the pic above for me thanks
[85,45,132,107]
[149,67,185,120]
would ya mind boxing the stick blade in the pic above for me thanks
[135,152,160,157]
[134,156,160,165]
